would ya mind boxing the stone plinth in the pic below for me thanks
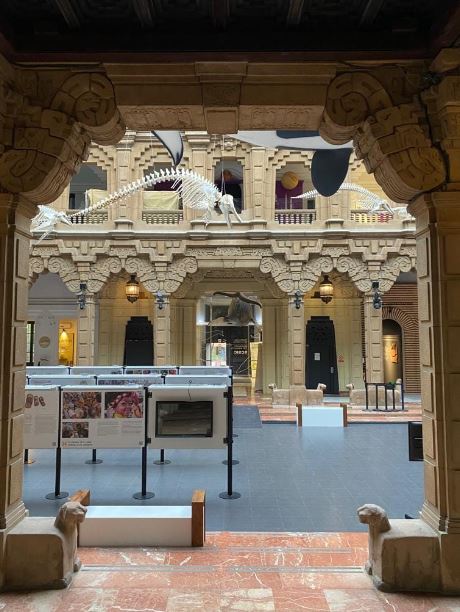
[272,387,323,406]
[350,388,401,408]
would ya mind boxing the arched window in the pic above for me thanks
[214,161,244,213]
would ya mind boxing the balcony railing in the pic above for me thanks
[67,210,108,224]
[350,210,394,224]
[142,210,183,224]
[275,210,316,224]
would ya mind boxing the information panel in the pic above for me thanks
[148,385,227,450]
[69,366,123,375]
[24,386,60,449]
[26,366,69,376]
[60,386,145,449]
[124,366,178,376]
[165,375,231,386]
[97,375,163,386]
[179,366,232,376]
[28,375,96,386]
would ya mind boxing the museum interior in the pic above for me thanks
[0,0,460,609]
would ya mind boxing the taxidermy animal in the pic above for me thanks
[31,168,243,240]
[212,292,262,325]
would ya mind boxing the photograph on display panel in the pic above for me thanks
[24,386,60,449]
[60,386,145,449]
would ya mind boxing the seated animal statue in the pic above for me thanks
[55,501,88,572]
[357,504,390,575]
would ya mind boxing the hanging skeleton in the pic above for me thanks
[30,168,243,240]
[211,292,261,326]
[292,183,413,218]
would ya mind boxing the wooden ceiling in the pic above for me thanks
[0,0,458,62]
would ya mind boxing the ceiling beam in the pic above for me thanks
[132,0,159,28]
[52,0,80,29]
[286,0,304,27]
[359,0,385,27]
[210,0,230,29]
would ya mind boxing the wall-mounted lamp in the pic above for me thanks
[319,275,333,304]
[125,275,140,303]
[156,291,165,310]
[77,283,87,310]
[293,290,303,310]
[372,281,382,309]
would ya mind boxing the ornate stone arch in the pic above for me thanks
[382,305,420,392]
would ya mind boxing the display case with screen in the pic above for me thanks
[156,400,213,437]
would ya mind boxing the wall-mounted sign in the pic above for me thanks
[314,353,321,361]
[39,336,51,348]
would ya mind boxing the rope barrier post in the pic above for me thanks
[384,383,388,411]
[374,383,379,412]
[154,448,171,465]
[392,386,396,411]
[401,381,406,412]
[365,381,369,411]
[133,387,154,499]
[85,449,103,464]
[46,387,68,500]
[219,383,241,500]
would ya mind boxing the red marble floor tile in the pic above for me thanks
[280,570,374,590]
[168,569,283,591]
[272,587,330,611]
[72,569,172,589]
[375,591,454,611]
[79,547,166,566]
[323,587,387,611]
[165,590,220,611]
[262,550,368,567]
[163,549,264,567]
[219,587,275,611]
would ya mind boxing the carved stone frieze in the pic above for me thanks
[379,255,413,291]
[29,255,81,292]
[336,256,372,292]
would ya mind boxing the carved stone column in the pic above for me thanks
[77,294,97,365]
[411,192,460,592]
[0,195,35,582]
[287,299,305,387]
[363,293,384,383]
[249,147,268,219]
[155,303,172,366]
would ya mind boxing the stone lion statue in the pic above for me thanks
[357,504,391,575]
[55,501,87,572]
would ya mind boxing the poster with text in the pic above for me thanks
[124,367,178,376]
[61,387,145,449]
[24,386,60,449]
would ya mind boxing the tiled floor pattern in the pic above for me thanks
[1,532,459,611]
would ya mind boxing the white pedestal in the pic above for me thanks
[79,506,192,547]
[297,405,345,427]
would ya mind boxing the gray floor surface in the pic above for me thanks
[23,421,423,532]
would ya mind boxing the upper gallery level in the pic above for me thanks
[38,131,415,241]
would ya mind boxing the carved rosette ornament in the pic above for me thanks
[0,63,125,203]
[320,68,447,203]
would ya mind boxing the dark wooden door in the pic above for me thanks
[124,316,154,365]
[306,316,339,393]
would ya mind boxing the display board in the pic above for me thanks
[124,366,178,376]
[148,385,227,450]
[97,374,163,386]
[179,366,232,376]
[26,366,69,376]
[24,386,60,449]
[206,342,227,367]
[165,375,231,386]
[28,375,96,386]
[69,366,123,375]
[60,386,145,449]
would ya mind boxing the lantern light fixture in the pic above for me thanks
[319,275,334,304]
[293,290,303,310]
[125,274,140,303]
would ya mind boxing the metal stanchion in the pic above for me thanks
[85,449,103,464]
[365,382,369,411]
[46,389,68,500]
[24,449,35,465]
[133,387,154,499]
[154,448,171,465]
[219,385,241,500]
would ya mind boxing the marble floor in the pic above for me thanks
[1,532,459,611]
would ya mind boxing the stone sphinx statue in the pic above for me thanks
[5,501,87,590]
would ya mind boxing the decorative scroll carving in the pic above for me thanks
[336,256,372,292]
[87,256,123,293]
[260,257,295,293]
[29,255,81,292]
[0,65,125,203]
[163,257,198,294]
[260,255,333,294]
[320,68,447,203]
[298,256,334,293]
[379,255,412,291]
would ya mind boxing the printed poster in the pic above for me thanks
[24,386,60,449]
[61,386,145,449]
[124,367,178,376]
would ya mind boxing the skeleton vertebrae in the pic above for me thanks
[31,168,242,239]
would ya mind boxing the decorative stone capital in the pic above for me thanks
[0,61,125,203]
[320,67,447,203]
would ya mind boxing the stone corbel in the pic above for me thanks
[0,61,125,203]
[260,255,334,294]
[320,67,447,203]
[29,254,81,293]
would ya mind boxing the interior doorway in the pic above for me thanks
[383,319,403,383]
[123,316,154,365]
[306,316,339,393]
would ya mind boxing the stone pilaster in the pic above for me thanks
[363,294,384,383]
[411,192,460,591]
[249,147,267,219]
[115,131,135,219]
[77,294,97,365]
[155,303,172,365]
[287,299,305,387]
[0,195,35,586]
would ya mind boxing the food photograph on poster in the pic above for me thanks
[62,391,102,419]
[62,421,89,439]
[104,391,144,419]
